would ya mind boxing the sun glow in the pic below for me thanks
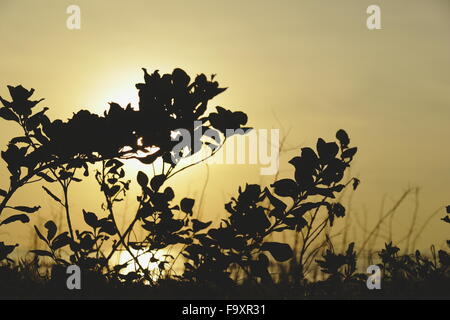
[88,72,141,115]
[119,144,166,177]
[117,248,178,282]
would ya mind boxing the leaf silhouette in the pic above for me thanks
[137,171,149,188]
[261,242,293,262]
[99,219,117,235]
[51,232,71,250]
[192,219,212,233]
[336,129,350,148]
[44,221,57,241]
[271,179,298,198]
[0,242,17,261]
[0,107,18,122]
[37,172,56,183]
[11,205,40,214]
[181,198,195,215]
[352,178,361,190]
[265,188,287,218]
[83,210,99,229]
[150,174,165,191]
[317,138,339,163]
[42,186,62,204]
[1,214,30,225]
[341,147,357,159]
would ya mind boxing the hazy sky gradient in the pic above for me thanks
[1,0,449,253]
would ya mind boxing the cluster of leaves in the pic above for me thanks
[316,243,361,281]
[311,234,450,298]
[375,204,450,283]
[181,130,359,284]
[308,200,450,297]
[1,69,247,169]
[1,68,450,299]
[378,242,448,279]
[3,128,358,285]
[0,68,249,267]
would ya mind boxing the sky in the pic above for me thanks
[0,0,449,256]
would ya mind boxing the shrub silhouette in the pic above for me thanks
[182,131,359,285]
[0,68,448,299]
[0,69,248,275]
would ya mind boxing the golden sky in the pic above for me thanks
[1,0,449,255]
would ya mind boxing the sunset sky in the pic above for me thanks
[1,0,449,255]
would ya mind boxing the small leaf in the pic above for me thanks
[341,147,357,159]
[264,188,287,218]
[0,242,17,260]
[51,232,71,250]
[164,187,175,201]
[352,178,361,191]
[181,198,195,215]
[1,214,30,225]
[336,129,350,148]
[271,179,298,198]
[346,242,355,256]
[150,174,165,191]
[192,219,212,233]
[12,205,40,213]
[108,185,120,197]
[137,171,148,188]
[44,221,57,241]
[290,202,324,217]
[317,138,339,162]
[0,96,12,108]
[261,242,293,262]
[83,210,98,229]
[99,219,117,235]
[0,107,19,122]
[42,186,62,204]
[37,172,56,183]
[446,205,450,214]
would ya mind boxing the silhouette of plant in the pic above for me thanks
[182,130,359,284]
[0,69,248,273]
[316,242,361,280]
[0,68,449,299]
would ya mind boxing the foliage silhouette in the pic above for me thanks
[0,68,448,299]
[0,69,248,274]
[181,131,359,285]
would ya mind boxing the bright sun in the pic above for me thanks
[86,76,214,183]
[117,248,178,282]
